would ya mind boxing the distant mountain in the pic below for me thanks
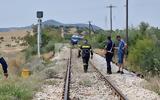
[0,26,32,32]
[42,20,63,26]
[42,20,101,30]
[65,23,101,30]
[0,28,11,32]
[0,19,102,32]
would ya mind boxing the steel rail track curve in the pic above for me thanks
[90,61,128,100]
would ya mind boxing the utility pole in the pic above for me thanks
[126,0,129,45]
[107,4,116,37]
[88,21,91,35]
[37,11,43,58]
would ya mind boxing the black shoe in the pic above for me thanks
[84,69,87,73]
[117,70,121,73]
[120,71,124,74]
[107,72,112,74]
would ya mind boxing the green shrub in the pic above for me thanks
[24,26,64,59]
[41,40,55,53]
[43,67,58,79]
[0,80,33,100]
[128,38,160,75]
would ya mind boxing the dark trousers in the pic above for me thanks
[105,53,113,74]
[82,56,90,72]
[0,57,8,74]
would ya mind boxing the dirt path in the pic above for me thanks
[70,49,117,100]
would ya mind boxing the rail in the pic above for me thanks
[62,48,72,100]
[90,61,128,100]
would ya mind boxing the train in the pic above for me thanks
[70,35,83,45]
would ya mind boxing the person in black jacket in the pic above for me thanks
[105,36,115,74]
[78,39,93,73]
[0,57,8,78]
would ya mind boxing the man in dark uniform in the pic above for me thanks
[0,57,8,78]
[105,36,115,74]
[78,39,93,73]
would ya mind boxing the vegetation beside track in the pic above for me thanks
[83,22,160,94]
[1,22,159,100]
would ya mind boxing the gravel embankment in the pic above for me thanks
[70,49,118,100]
[91,54,160,100]
[34,47,160,100]
[33,46,70,100]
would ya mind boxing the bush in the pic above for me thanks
[128,38,160,75]
[25,45,37,60]
[85,33,107,49]
[0,76,42,100]
[24,26,63,59]
[41,40,55,53]
[43,67,58,79]
[0,83,32,100]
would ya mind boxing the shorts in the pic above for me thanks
[118,53,124,64]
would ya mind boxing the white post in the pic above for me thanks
[37,18,41,57]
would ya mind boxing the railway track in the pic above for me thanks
[62,48,72,100]
[62,48,127,100]
[90,61,128,100]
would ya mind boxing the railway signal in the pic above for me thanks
[36,11,43,57]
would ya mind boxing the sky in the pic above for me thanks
[0,0,160,29]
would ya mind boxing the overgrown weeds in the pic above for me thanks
[145,76,160,95]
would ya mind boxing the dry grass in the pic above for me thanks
[0,30,31,51]
[79,79,92,87]
[42,51,54,61]
[145,76,160,95]
[94,49,105,56]
[8,53,25,75]
[44,80,58,85]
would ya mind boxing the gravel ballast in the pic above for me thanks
[70,49,118,100]
[91,54,160,100]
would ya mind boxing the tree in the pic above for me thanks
[139,22,149,35]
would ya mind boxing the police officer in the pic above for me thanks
[78,39,93,73]
[0,57,8,78]
[105,36,115,74]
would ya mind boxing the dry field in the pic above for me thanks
[0,29,33,53]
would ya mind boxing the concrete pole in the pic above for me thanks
[37,18,41,57]
[110,5,113,36]
[107,5,115,37]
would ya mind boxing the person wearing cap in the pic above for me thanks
[105,36,115,74]
[115,35,127,74]
[78,39,93,73]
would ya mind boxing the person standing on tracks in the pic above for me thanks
[0,57,8,79]
[105,36,115,74]
[115,35,127,74]
[78,39,93,73]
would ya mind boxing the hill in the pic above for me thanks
[0,20,102,32]
[43,20,101,30]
